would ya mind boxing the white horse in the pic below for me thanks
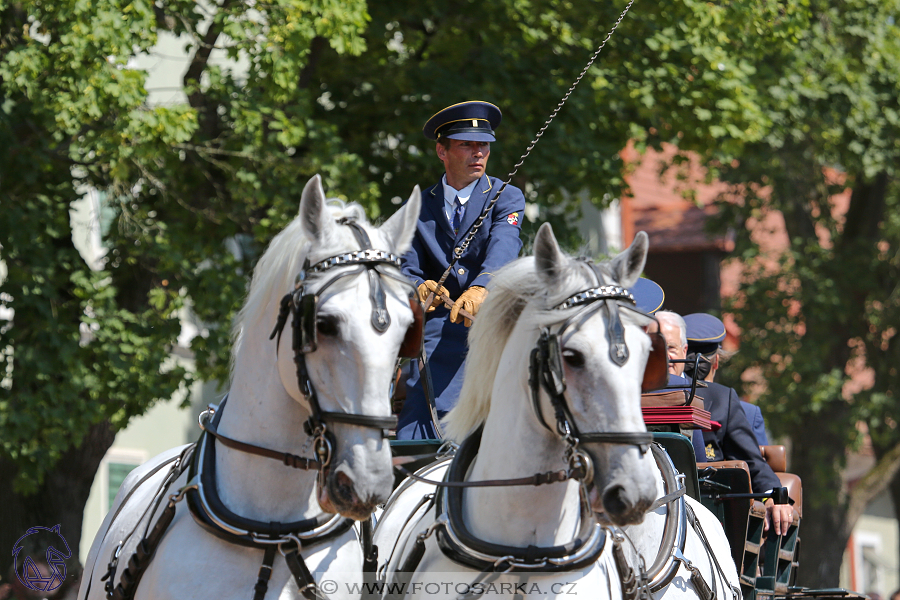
[79,174,422,600]
[617,444,742,600]
[374,223,662,600]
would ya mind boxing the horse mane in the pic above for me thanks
[443,251,606,441]
[230,199,368,373]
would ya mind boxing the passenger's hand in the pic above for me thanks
[417,280,449,312]
[764,498,794,536]
[450,286,488,327]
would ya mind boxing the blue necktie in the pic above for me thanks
[452,196,465,235]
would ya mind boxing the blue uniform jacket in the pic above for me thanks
[700,381,781,493]
[740,401,769,446]
[396,174,525,440]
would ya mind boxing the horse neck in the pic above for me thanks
[460,325,585,548]
[214,320,320,522]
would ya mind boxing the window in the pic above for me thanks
[107,462,139,510]
[102,449,146,512]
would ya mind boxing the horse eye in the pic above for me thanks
[561,348,585,368]
[316,315,340,337]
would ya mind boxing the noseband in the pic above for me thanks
[529,283,659,474]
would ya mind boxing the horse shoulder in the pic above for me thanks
[79,445,192,600]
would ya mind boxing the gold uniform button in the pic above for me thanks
[458,268,465,275]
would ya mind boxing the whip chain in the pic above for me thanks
[434,0,637,290]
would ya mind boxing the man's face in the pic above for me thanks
[436,139,490,189]
[659,320,687,376]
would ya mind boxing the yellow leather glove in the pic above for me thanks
[417,280,449,313]
[450,286,488,327]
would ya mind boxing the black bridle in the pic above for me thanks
[267,217,422,469]
[529,283,658,477]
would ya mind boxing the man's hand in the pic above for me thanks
[417,280,450,313]
[450,286,488,327]
[764,498,794,536]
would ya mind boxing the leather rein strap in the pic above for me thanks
[200,410,321,470]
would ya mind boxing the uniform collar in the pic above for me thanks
[441,175,479,205]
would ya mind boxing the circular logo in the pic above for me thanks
[12,524,71,593]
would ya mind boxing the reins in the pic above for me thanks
[200,406,322,471]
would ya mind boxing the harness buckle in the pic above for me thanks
[493,555,517,573]
[567,449,594,484]
[278,533,304,557]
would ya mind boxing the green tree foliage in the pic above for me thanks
[2,0,880,585]
[710,0,900,585]
[0,0,371,576]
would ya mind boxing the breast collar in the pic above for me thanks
[431,427,608,573]
[185,397,354,549]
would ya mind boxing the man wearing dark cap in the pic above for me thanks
[631,277,665,315]
[683,312,793,535]
[683,313,768,445]
[397,100,526,440]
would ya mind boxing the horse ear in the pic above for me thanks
[379,185,421,255]
[534,222,568,287]
[609,230,648,288]
[299,174,335,243]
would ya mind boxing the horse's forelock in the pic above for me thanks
[443,252,605,441]
[230,199,372,375]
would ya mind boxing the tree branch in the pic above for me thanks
[298,36,327,90]
[846,442,900,528]
[183,0,234,109]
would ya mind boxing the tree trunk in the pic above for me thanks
[791,410,853,588]
[0,420,115,591]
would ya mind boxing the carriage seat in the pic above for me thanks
[701,448,802,518]
[759,445,802,518]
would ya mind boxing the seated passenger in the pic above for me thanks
[629,280,708,463]
[683,313,769,445]
[680,312,792,534]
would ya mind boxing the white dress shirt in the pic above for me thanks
[441,175,479,227]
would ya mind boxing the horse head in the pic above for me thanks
[235,175,420,521]
[531,223,659,525]
[447,223,659,527]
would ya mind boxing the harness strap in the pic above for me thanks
[201,415,322,470]
[283,546,322,600]
[612,535,651,600]
[253,546,277,600]
[393,464,581,488]
[317,411,398,432]
[109,490,182,600]
[646,486,687,513]
[578,432,654,453]
[684,503,741,600]
[389,535,429,600]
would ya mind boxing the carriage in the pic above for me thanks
[387,379,865,600]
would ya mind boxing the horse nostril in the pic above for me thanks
[602,484,630,517]
[331,471,359,505]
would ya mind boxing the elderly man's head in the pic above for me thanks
[657,310,687,376]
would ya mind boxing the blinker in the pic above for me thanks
[294,293,319,354]
[641,330,669,392]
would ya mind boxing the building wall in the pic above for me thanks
[841,493,900,599]
[78,379,204,561]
